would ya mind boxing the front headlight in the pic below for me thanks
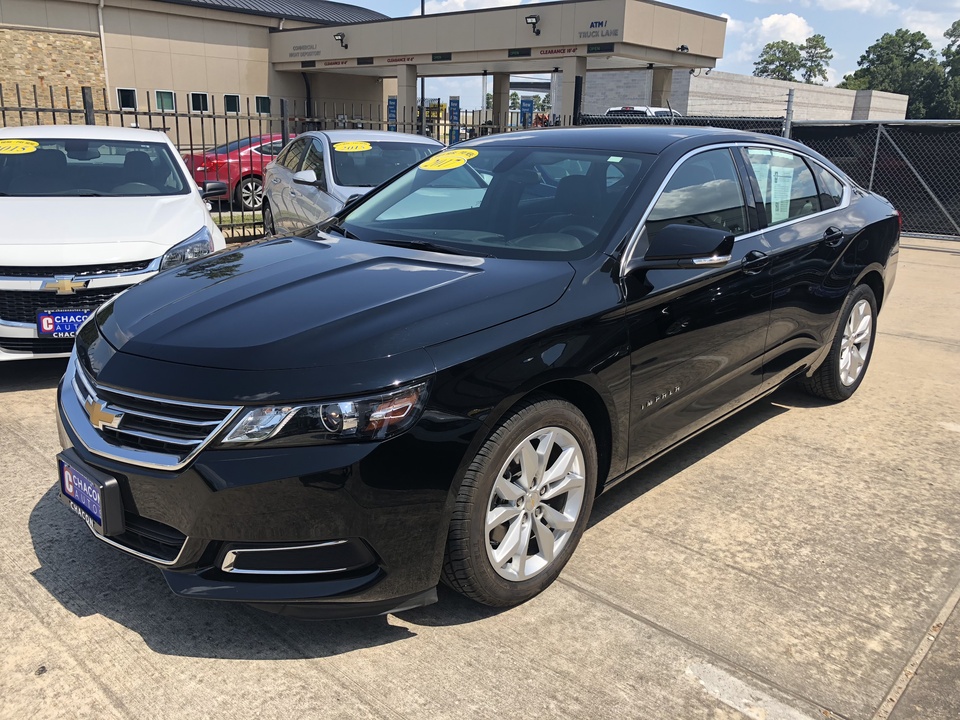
[160,226,214,270]
[219,381,430,448]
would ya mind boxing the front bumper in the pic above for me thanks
[56,373,464,617]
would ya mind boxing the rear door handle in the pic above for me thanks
[822,227,845,247]
[741,250,769,275]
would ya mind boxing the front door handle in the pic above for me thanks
[289,190,299,198]
[271,178,281,184]
[741,250,770,275]
[822,227,845,247]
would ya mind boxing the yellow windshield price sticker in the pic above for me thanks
[0,139,40,155]
[333,141,372,153]
[419,148,478,171]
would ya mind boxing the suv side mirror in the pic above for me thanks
[293,168,325,190]
[627,224,735,273]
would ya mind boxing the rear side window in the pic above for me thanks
[813,164,845,209]
[745,148,821,225]
[646,148,747,240]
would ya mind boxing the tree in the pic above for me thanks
[532,94,544,111]
[543,93,551,110]
[509,91,520,110]
[484,92,492,110]
[753,40,803,82]
[800,34,833,84]
[941,21,960,117]
[838,28,947,118]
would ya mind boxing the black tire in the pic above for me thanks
[800,284,878,401]
[442,395,597,607]
[235,176,264,211]
[262,200,275,237]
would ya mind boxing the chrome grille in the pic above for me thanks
[0,288,118,324]
[0,260,153,278]
[69,359,241,470]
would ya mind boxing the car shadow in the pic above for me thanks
[28,391,795,655]
[0,358,68,394]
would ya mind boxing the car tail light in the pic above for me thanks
[198,156,226,173]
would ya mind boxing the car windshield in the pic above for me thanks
[0,138,190,197]
[339,146,651,259]
[330,141,441,188]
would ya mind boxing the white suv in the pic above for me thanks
[0,125,226,361]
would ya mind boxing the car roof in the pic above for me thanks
[0,124,176,144]
[459,126,798,155]
[300,129,443,145]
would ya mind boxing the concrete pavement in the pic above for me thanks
[0,237,957,719]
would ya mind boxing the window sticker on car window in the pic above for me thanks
[752,161,770,199]
[419,148,479,171]
[770,166,794,223]
[608,156,622,163]
[0,139,40,154]
[333,141,373,153]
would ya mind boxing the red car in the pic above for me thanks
[183,134,292,210]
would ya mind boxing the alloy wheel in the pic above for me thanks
[485,427,586,582]
[840,298,873,386]
[239,177,264,210]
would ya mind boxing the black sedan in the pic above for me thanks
[55,127,899,617]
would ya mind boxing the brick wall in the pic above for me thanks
[0,27,106,123]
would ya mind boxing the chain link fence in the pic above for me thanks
[2,83,959,239]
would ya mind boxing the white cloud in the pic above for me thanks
[724,13,815,65]
[899,9,957,48]
[412,0,544,14]
[815,0,897,14]
[720,13,744,34]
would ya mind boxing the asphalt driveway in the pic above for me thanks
[1,237,958,720]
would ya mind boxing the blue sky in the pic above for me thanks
[352,0,960,107]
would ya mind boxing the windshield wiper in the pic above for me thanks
[321,222,359,240]
[369,238,492,258]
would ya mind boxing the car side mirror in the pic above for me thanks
[200,181,228,199]
[627,225,735,273]
[293,169,324,190]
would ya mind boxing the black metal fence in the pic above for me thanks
[2,83,958,238]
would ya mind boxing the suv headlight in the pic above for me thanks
[219,381,430,447]
[160,227,214,270]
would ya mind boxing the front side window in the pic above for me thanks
[745,148,821,225]
[278,139,307,171]
[340,146,650,259]
[0,139,189,196]
[302,140,326,183]
[646,148,747,240]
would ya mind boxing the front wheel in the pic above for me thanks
[442,396,597,607]
[800,284,878,401]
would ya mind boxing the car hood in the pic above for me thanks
[0,195,207,266]
[98,235,575,371]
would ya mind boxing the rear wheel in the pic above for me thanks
[235,176,264,211]
[800,284,877,401]
[442,396,597,607]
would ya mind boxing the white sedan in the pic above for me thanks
[0,125,226,361]
[261,130,442,235]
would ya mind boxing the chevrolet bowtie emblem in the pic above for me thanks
[83,398,123,431]
[42,277,88,295]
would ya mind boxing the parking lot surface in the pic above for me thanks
[1,238,958,720]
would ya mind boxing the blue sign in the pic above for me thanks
[520,97,534,128]
[387,96,397,132]
[448,96,460,144]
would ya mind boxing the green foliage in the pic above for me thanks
[837,28,947,118]
[753,40,802,81]
[753,36,834,84]
[801,34,833,85]
[509,92,520,110]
